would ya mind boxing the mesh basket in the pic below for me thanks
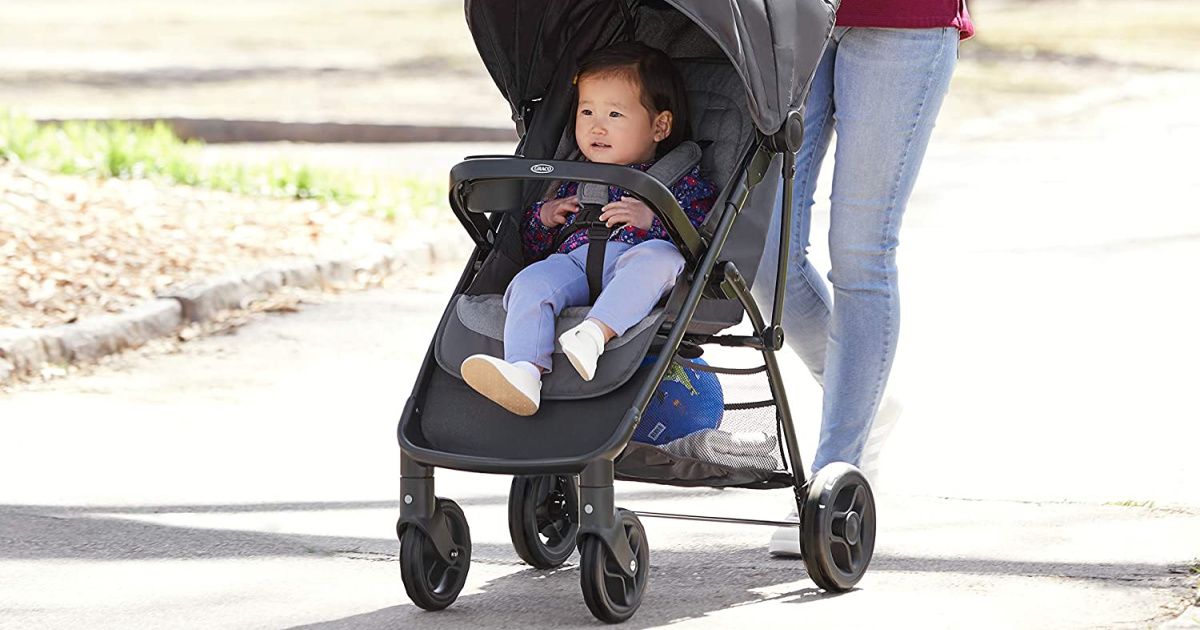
[616,353,792,489]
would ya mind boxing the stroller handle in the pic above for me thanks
[448,157,705,266]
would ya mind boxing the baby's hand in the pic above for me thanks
[600,197,654,231]
[539,195,579,227]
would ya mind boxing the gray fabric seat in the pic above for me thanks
[435,295,665,400]
[439,58,768,399]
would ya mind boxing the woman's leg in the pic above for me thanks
[753,34,839,383]
[588,239,685,336]
[812,26,959,471]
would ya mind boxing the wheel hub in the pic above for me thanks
[844,512,861,545]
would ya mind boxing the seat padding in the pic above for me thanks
[435,294,664,400]
[678,60,753,199]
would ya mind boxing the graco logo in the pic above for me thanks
[530,163,555,174]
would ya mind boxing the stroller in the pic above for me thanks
[397,0,874,623]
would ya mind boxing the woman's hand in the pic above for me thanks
[600,196,654,231]
[539,195,580,227]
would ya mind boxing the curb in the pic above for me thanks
[0,230,475,386]
[1161,605,1200,629]
[35,117,518,145]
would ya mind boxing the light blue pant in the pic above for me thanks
[753,27,959,472]
[504,240,684,372]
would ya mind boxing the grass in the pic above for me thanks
[0,109,445,223]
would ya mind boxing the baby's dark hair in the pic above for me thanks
[576,42,690,156]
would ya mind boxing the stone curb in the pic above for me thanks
[0,230,474,386]
[1161,605,1200,629]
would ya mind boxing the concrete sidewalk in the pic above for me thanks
[0,268,1196,630]
[2,72,1199,624]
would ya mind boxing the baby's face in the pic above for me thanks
[575,75,667,166]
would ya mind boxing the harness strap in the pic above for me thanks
[577,182,612,303]
[586,224,611,303]
[540,141,703,304]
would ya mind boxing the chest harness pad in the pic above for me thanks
[543,141,702,303]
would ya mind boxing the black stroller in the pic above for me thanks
[397,0,875,623]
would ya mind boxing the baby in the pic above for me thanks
[461,42,716,416]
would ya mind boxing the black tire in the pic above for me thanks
[508,474,580,569]
[800,462,875,592]
[400,498,471,611]
[579,509,649,624]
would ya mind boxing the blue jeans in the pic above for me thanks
[504,240,684,372]
[753,27,959,472]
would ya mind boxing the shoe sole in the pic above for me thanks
[461,357,538,416]
[561,345,595,381]
[559,333,596,381]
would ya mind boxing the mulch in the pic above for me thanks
[0,161,414,329]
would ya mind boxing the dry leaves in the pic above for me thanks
[0,161,409,329]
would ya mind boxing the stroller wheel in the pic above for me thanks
[579,509,649,624]
[508,474,580,569]
[400,498,471,611]
[800,463,876,592]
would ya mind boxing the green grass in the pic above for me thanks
[0,109,445,222]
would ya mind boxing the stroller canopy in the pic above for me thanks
[464,0,837,136]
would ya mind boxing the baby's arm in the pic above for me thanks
[520,182,578,263]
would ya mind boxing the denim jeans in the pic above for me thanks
[753,27,959,472]
[504,240,684,372]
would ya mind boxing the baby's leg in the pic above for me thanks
[502,253,589,372]
[588,239,685,337]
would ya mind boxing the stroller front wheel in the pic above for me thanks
[400,498,472,611]
[579,508,649,623]
[508,474,580,569]
[800,463,876,592]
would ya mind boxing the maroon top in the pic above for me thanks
[836,0,975,39]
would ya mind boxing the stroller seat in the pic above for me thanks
[435,295,667,400]
[405,58,782,478]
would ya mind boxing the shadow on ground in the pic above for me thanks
[1,501,1188,629]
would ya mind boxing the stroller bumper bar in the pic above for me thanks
[448,156,705,266]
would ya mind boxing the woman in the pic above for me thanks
[755,1,974,556]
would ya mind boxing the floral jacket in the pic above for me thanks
[520,162,716,264]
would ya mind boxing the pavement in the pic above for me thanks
[2,68,1200,627]
[0,0,512,135]
[0,264,1197,629]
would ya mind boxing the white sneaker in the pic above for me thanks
[460,355,541,416]
[858,395,903,492]
[558,321,605,381]
[767,507,802,558]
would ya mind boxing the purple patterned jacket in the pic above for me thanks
[521,162,716,264]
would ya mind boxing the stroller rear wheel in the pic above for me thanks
[400,498,472,611]
[579,508,649,623]
[800,463,876,592]
[508,474,580,569]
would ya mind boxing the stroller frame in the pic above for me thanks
[396,2,874,620]
[399,138,816,574]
